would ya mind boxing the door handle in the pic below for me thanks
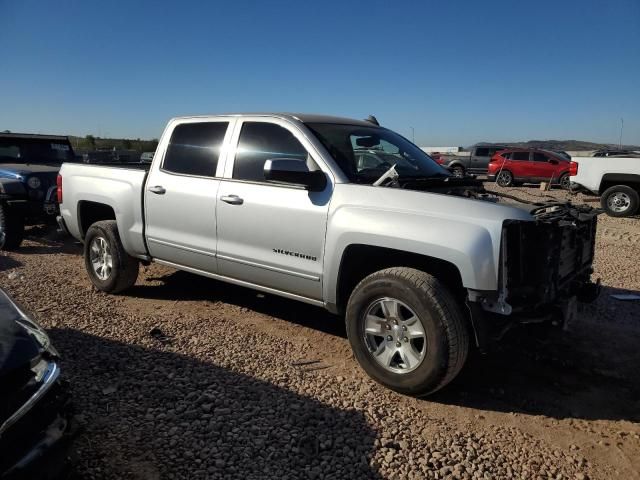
[220,194,244,205]
[148,185,166,195]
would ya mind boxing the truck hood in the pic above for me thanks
[333,183,534,224]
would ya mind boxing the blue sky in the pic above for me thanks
[1,0,639,146]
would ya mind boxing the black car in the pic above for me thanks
[0,288,74,479]
[0,133,78,250]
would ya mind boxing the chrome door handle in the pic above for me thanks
[148,185,166,195]
[220,195,244,205]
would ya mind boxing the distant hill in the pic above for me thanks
[474,140,640,151]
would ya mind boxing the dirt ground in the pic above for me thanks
[1,185,639,479]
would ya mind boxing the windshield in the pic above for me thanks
[305,123,449,183]
[0,138,74,164]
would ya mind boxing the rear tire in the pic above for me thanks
[84,220,139,293]
[496,170,513,187]
[450,165,465,177]
[345,267,469,396]
[559,173,570,190]
[0,203,25,251]
[601,185,639,217]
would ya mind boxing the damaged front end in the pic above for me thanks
[468,201,601,351]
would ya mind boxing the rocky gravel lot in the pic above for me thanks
[1,185,639,479]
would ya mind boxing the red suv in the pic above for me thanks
[487,149,571,189]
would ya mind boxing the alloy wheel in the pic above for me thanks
[89,236,113,280]
[607,192,631,213]
[362,297,427,374]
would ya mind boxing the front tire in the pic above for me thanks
[345,267,469,396]
[601,185,639,217]
[84,220,139,293]
[0,203,25,251]
[495,170,513,187]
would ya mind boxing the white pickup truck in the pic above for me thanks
[57,113,600,396]
[570,156,640,217]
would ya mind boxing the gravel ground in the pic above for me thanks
[1,185,639,479]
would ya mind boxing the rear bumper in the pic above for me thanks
[56,215,69,235]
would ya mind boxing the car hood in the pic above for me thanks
[0,289,43,377]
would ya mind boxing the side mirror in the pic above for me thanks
[264,159,327,191]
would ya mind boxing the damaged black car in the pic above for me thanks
[0,288,74,479]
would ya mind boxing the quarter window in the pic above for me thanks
[163,122,229,177]
[234,122,310,182]
[533,152,549,162]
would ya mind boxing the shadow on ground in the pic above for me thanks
[125,270,640,423]
[128,269,346,338]
[17,226,82,255]
[0,255,22,271]
[51,328,380,480]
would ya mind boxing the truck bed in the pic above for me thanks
[58,162,149,258]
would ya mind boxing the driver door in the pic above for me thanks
[216,118,332,300]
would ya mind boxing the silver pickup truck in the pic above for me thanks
[57,113,599,396]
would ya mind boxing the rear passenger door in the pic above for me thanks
[509,151,531,180]
[531,152,556,181]
[216,118,332,301]
[144,119,234,273]
[469,147,489,173]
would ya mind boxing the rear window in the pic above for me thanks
[512,151,530,161]
[163,122,229,177]
[0,138,74,164]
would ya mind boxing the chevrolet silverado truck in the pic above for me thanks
[570,155,640,217]
[0,133,77,250]
[57,114,599,396]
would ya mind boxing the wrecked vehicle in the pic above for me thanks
[0,287,73,479]
[0,133,77,250]
[57,114,599,396]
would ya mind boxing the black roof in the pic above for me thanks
[0,133,70,141]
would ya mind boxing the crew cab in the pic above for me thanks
[487,148,571,189]
[570,155,640,217]
[57,114,599,396]
[441,145,508,177]
[0,133,77,250]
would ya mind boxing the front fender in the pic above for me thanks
[323,206,500,306]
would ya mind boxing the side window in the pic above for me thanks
[475,148,489,157]
[533,152,548,162]
[512,151,530,161]
[163,122,228,177]
[502,152,511,160]
[234,122,310,182]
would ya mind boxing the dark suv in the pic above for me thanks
[0,134,77,250]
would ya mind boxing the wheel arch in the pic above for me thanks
[598,174,640,195]
[333,244,465,314]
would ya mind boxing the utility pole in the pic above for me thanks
[619,118,624,149]
[410,126,415,144]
